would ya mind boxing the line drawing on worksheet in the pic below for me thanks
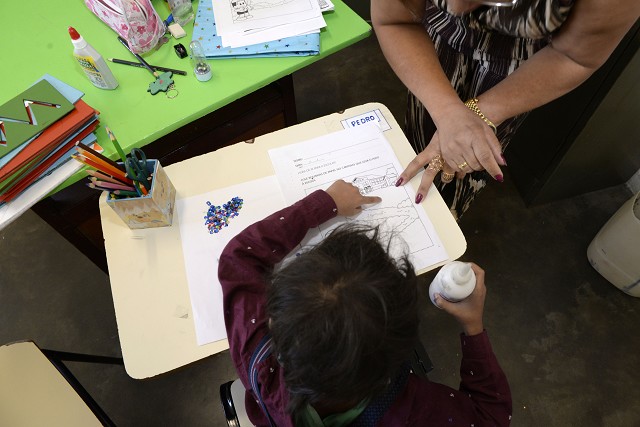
[303,163,437,259]
[269,124,448,271]
[213,0,320,32]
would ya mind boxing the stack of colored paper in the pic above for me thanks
[0,75,100,229]
[193,0,331,58]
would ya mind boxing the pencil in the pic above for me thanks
[86,170,134,186]
[117,36,159,78]
[136,181,149,196]
[86,183,109,193]
[113,189,140,197]
[75,145,123,175]
[108,58,187,76]
[76,141,124,171]
[72,154,129,181]
[89,180,137,192]
[104,126,127,163]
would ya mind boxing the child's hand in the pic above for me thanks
[434,263,486,336]
[325,180,382,216]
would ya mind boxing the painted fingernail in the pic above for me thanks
[501,154,508,166]
[415,193,423,204]
[395,177,404,187]
[495,174,504,183]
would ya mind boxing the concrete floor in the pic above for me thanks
[2,28,640,427]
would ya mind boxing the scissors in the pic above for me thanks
[125,148,151,191]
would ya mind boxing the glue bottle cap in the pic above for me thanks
[452,262,474,284]
[68,26,87,49]
[68,26,81,40]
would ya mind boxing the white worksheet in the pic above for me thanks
[269,124,449,271]
[212,0,322,36]
[177,175,285,346]
[221,18,324,48]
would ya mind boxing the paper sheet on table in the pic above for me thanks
[212,0,322,36]
[177,175,285,346]
[220,17,324,48]
[269,124,449,272]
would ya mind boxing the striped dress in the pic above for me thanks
[405,0,575,218]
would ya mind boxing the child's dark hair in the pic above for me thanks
[266,225,419,413]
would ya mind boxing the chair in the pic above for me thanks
[0,340,124,427]
[220,378,254,427]
[219,341,433,427]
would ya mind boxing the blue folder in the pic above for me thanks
[192,1,320,58]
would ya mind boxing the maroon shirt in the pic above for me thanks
[219,190,512,426]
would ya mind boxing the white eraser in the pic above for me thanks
[168,23,187,39]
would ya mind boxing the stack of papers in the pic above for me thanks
[193,0,332,58]
[0,75,100,230]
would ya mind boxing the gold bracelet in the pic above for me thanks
[464,98,497,134]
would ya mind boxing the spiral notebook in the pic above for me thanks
[192,1,320,58]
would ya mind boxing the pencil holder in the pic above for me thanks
[106,159,176,229]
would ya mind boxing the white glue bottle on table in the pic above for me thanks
[429,261,476,307]
[68,26,118,90]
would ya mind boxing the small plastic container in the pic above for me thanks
[429,261,476,307]
[189,40,212,82]
[69,26,118,90]
[587,191,640,297]
[167,0,194,26]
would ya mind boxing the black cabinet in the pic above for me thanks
[508,20,640,205]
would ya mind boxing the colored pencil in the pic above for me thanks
[72,154,129,181]
[76,141,124,171]
[108,58,187,76]
[136,181,149,196]
[75,146,122,176]
[74,153,126,179]
[89,180,136,192]
[86,183,114,193]
[105,126,127,163]
[113,189,140,197]
[86,170,133,185]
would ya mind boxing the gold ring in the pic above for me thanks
[427,155,444,172]
[441,171,455,183]
[457,161,468,170]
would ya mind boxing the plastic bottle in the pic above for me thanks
[189,40,212,82]
[69,26,118,90]
[428,261,476,307]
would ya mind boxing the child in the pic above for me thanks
[219,180,511,426]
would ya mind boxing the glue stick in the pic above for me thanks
[69,26,119,90]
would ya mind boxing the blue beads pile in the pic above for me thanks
[204,196,244,234]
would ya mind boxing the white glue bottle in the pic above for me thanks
[429,261,476,307]
[68,26,118,90]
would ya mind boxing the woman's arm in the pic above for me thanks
[372,0,505,199]
[377,0,639,201]
[479,0,640,124]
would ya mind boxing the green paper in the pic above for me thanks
[0,80,73,158]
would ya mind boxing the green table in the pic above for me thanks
[1,0,370,270]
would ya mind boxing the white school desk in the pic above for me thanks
[99,103,466,379]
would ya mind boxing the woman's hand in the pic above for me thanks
[397,102,506,202]
[325,180,382,216]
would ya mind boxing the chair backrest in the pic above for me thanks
[231,379,254,427]
[0,341,103,427]
[220,339,433,427]
[220,378,255,427]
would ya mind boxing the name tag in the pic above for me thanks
[341,109,391,131]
